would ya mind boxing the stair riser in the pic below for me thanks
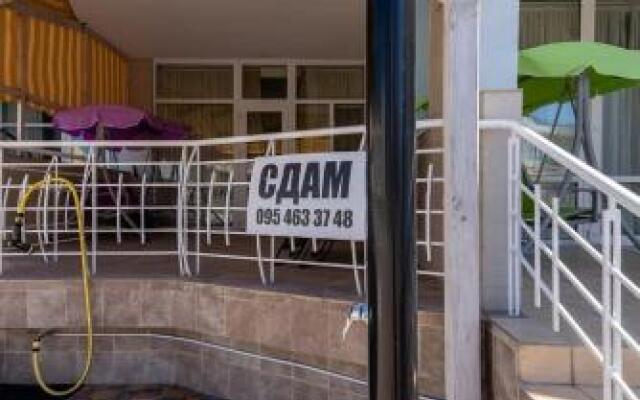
[518,345,640,386]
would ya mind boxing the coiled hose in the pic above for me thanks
[12,176,93,396]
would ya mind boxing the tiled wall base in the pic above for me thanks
[0,330,367,400]
[0,279,444,399]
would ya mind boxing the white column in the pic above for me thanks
[443,0,481,399]
[479,0,521,312]
[580,0,596,41]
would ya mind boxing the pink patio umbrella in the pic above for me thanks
[53,105,189,142]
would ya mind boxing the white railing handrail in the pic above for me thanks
[0,119,447,150]
[0,124,367,149]
[481,119,640,217]
[2,118,635,217]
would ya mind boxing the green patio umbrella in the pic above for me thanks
[519,41,640,113]
[519,41,640,249]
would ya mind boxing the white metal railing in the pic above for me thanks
[487,119,640,400]
[0,121,445,296]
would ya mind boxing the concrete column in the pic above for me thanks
[479,0,521,313]
[480,90,522,312]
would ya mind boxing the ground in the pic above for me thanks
[0,385,220,400]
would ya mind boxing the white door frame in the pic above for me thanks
[235,101,293,156]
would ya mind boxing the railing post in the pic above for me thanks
[16,100,23,142]
[177,146,186,276]
[195,146,201,275]
[91,149,98,274]
[552,197,560,332]
[53,162,60,262]
[612,203,623,400]
[602,199,613,400]
[116,173,123,244]
[0,148,3,275]
[140,173,146,245]
[507,134,521,316]
[534,184,542,308]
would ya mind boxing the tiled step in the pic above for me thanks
[521,384,594,400]
[490,316,640,386]
[577,385,640,400]
[522,384,640,400]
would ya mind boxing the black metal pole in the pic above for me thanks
[366,0,417,399]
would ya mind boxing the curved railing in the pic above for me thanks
[0,121,445,299]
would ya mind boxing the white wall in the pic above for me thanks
[479,0,521,312]
[479,0,519,90]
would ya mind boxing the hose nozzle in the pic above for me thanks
[7,212,33,253]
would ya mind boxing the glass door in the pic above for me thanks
[238,105,289,158]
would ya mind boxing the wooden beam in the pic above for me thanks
[443,0,481,399]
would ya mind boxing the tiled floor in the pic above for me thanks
[71,385,219,400]
[0,234,445,312]
[515,245,640,344]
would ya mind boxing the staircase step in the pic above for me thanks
[522,384,594,400]
[490,316,640,386]
[522,382,640,400]
[577,385,640,400]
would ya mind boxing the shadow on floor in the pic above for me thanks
[0,385,220,400]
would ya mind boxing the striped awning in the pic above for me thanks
[0,4,128,113]
[23,0,77,20]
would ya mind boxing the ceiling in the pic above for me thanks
[70,0,366,60]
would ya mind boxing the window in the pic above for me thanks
[242,66,287,99]
[153,61,366,150]
[334,104,365,151]
[296,104,331,153]
[156,104,233,140]
[155,64,234,141]
[247,111,284,156]
[0,102,54,141]
[156,65,233,99]
[296,66,364,99]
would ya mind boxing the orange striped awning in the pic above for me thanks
[0,7,20,103]
[23,0,77,20]
[0,5,128,113]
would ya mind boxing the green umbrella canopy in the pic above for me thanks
[519,41,640,113]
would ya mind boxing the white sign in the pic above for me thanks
[246,152,367,240]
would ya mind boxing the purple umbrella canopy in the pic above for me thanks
[53,105,189,141]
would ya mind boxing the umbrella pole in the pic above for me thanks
[577,74,640,250]
[578,73,598,169]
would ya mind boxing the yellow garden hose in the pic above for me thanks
[13,176,93,396]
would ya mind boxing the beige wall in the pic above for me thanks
[0,278,445,398]
[128,58,154,112]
